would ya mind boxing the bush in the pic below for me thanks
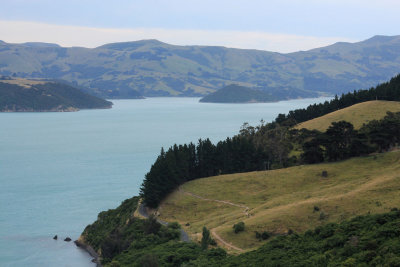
[209,238,217,246]
[233,222,245,233]
[167,222,181,229]
[255,231,270,240]
[319,211,327,220]
[261,231,270,240]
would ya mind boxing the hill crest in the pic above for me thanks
[0,77,112,112]
[1,35,400,99]
[295,100,400,131]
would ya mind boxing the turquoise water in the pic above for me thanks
[0,97,331,266]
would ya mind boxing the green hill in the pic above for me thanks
[79,154,400,266]
[158,150,400,251]
[199,84,278,103]
[0,77,112,111]
[295,100,400,131]
[1,35,400,98]
[77,74,400,265]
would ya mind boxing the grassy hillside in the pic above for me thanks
[0,77,112,111]
[158,150,400,251]
[294,100,400,131]
[1,35,400,98]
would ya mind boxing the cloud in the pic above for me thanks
[0,20,357,53]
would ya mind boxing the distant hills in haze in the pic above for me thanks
[1,35,400,100]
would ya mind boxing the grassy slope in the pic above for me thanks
[295,100,400,131]
[158,150,400,252]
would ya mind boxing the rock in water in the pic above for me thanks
[53,235,58,240]
[64,237,72,242]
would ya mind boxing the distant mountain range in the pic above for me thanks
[0,77,112,112]
[1,35,400,99]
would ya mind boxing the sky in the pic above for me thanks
[0,0,399,53]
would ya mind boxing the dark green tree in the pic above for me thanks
[324,121,356,161]
[201,226,211,250]
[302,137,324,164]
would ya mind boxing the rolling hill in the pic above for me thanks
[157,150,400,252]
[1,35,400,99]
[294,100,400,131]
[199,84,278,103]
[0,77,112,111]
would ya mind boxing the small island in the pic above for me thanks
[199,84,278,103]
[0,77,112,112]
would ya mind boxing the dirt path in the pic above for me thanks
[211,229,244,252]
[179,187,249,251]
[178,172,398,252]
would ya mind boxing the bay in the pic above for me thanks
[0,97,331,266]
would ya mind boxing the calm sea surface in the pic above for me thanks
[0,97,331,266]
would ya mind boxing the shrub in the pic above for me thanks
[167,222,181,229]
[261,231,270,240]
[255,231,270,240]
[319,211,327,220]
[233,222,245,233]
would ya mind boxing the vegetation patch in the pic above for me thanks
[159,150,400,250]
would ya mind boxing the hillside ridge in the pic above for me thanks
[0,77,112,112]
[295,100,400,131]
[1,35,400,99]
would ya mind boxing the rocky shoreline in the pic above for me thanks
[74,237,102,267]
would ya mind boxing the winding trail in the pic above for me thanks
[211,229,244,252]
[179,187,249,251]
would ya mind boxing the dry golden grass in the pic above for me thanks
[1,78,48,88]
[294,100,400,131]
[158,150,400,252]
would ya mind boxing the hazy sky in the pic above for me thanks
[0,0,399,52]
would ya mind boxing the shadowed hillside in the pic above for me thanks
[0,77,112,111]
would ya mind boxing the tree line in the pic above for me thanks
[301,111,400,163]
[140,74,400,208]
[275,74,400,126]
[140,137,266,208]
